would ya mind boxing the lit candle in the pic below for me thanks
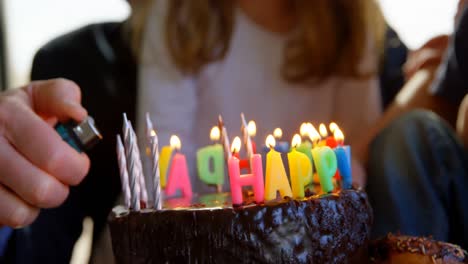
[196,126,225,192]
[165,135,193,198]
[297,122,313,163]
[241,113,254,159]
[311,146,338,193]
[228,136,264,205]
[333,128,352,189]
[264,135,293,200]
[307,124,321,148]
[288,134,313,199]
[273,128,290,153]
[319,123,338,148]
[329,122,338,134]
[247,120,258,154]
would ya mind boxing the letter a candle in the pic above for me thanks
[165,135,193,198]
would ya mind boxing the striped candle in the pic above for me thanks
[116,135,131,208]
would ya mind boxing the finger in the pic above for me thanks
[26,78,87,122]
[0,137,69,208]
[0,184,39,228]
[2,98,90,185]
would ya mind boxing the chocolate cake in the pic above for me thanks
[109,188,373,264]
[370,234,468,264]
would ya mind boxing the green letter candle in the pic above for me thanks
[312,146,337,193]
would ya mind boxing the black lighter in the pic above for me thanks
[55,116,103,153]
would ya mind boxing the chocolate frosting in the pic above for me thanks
[370,234,468,263]
[109,189,372,263]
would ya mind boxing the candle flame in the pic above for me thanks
[170,135,181,150]
[266,134,276,148]
[307,124,321,143]
[291,134,301,148]
[248,120,257,137]
[300,123,308,137]
[231,136,241,153]
[329,122,339,133]
[319,123,328,138]
[273,128,283,139]
[334,128,345,144]
[210,126,220,141]
[150,130,156,137]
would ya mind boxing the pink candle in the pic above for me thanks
[228,138,264,205]
[165,136,193,198]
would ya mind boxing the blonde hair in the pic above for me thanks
[130,0,386,83]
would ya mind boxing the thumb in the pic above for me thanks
[26,78,87,122]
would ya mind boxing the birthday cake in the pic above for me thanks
[109,187,373,264]
[109,115,368,263]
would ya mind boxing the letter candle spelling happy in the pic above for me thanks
[196,126,225,192]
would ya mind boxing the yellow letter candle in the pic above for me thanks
[312,146,338,193]
[264,135,293,200]
[159,145,173,188]
[288,134,313,199]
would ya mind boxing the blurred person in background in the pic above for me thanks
[0,0,466,263]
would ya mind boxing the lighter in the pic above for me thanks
[55,116,103,153]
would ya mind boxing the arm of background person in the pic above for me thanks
[354,5,468,165]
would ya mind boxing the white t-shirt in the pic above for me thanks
[137,0,382,192]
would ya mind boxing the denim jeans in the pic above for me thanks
[367,110,468,249]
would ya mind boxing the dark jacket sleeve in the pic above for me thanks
[379,26,408,109]
[431,6,468,104]
[5,22,137,264]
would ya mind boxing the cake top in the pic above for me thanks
[111,186,360,217]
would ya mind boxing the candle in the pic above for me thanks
[165,135,193,198]
[329,122,338,134]
[122,114,140,210]
[264,135,293,200]
[307,124,321,148]
[129,123,148,206]
[146,112,162,210]
[240,113,254,159]
[318,123,338,148]
[145,113,157,208]
[228,137,264,205]
[333,128,352,189]
[300,122,309,141]
[247,120,258,154]
[196,126,225,192]
[311,146,338,193]
[297,122,314,164]
[116,135,131,208]
[288,134,313,199]
[218,115,232,160]
[273,128,290,153]
[159,146,173,188]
